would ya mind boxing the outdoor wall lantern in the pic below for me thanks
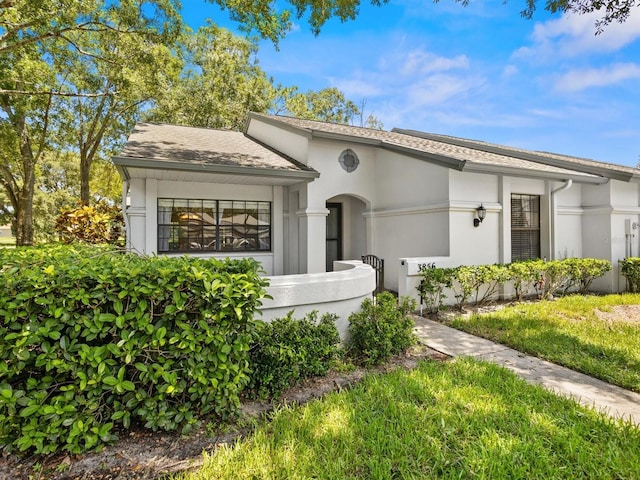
[474,204,487,227]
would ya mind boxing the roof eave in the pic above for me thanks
[462,163,609,185]
[382,143,466,170]
[395,129,634,183]
[246,112,313,139]
[112,156,320,180]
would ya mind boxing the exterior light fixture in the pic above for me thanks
[474,204,487,227]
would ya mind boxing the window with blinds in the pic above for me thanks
[511,194,540,261]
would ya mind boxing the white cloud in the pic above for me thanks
[405,73,476,106]
[330,46,476,105]
[554,62,640,91]
[331,77,383,98]
[513,7,640,60]
[400,50,470,75]
[502,65,519,77]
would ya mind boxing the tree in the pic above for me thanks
[446,0,637,31]
[145,23,273,130]
[209,0,389,43]
[52,4,182,204]
[0,0,390,243]
[273,86,383,128]
[33,151,121,243]
[0,0,183,95]
[0,45,58,245]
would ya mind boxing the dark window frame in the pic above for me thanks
[511,193,541,262]
[157,198,272,253]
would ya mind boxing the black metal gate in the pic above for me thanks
[362,254,384,295]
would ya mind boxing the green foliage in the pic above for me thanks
[348,292,417,366]
[278,86,360,124]
[451,264,509,309]
[620,258,640,293]
[248,311,341,399]
[0,244,267,454]
[54,201,124,245]
[416,258,612,309]
[417,267,454,313]
[145,23,273,130]
[563,257,611,294]
[507,261,540,301]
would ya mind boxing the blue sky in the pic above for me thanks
[182,0,640,167]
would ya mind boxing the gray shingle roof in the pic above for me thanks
[395,129,640,182]
[249,113,639,183]
[115,122,316,174]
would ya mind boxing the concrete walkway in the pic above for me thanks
[413,316,640,427]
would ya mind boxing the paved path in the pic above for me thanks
[413,316,640,427]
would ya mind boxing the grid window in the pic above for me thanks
[511,194,540,261]
[158,199,271,253]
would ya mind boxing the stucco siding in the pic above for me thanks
[306,139,377,206]
[370,210,449,292]
[374,150,449,207]
[247,118,310,164]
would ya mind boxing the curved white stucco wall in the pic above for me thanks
[258,260,376,340]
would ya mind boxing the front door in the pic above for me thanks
[326,203,342,271]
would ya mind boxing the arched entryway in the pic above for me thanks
[326,194,368,271]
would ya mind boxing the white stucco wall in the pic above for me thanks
[259,260,376,340]
[580,180,640,292]
[247,118,310,164]
[125,177,286,276]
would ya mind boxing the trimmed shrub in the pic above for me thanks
[0,244,267,454]
[507,261,540,301]
[451,264,509,309]
[563,258,612,294]
[415,258,612,308]
[348,292,417,366]
[417,267,454,313]
[620,258,640,293]
[247,311,341,399]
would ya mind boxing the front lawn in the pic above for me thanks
[176,358,640,479]
[0,236,15,247]
[449,294,640,392]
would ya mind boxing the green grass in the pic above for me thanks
[176,358,640,479]
[0,236,16,246]
[450,294,640,392]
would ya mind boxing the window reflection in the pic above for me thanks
[157,199,271,253]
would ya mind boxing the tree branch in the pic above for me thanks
[0,89,116,97]
[0,20,143,54]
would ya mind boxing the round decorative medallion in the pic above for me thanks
[339,149,359,173]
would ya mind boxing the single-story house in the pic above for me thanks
[114,113,640,303]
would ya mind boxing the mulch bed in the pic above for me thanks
[0,345,448,480]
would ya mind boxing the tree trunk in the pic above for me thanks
[13,150,36,246]
[13,110,38,246]
[80,153,91,205]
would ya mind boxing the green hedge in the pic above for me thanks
[248,311,341,399]
[620,258,640,292]
[418,258,612,311]
[0,244,267,454]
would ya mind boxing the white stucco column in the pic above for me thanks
[272,186,284,276]
[126,178,146,254]
[144,178,158,255]
[297,207,330,274]
[498,176,511,264]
